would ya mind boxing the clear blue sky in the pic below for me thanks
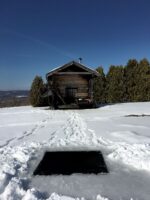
[0,0,150,90]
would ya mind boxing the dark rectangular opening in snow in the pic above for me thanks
[33,151,108,175]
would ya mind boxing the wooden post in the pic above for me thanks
[89,75,93,100]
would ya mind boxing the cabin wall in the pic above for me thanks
[49,74,91,98]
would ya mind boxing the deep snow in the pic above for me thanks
[0,102,150,199]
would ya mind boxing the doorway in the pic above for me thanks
[65,87,78,103]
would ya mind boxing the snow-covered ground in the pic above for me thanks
[0,102,150,200]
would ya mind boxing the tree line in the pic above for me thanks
[93,58,150,104]
[30,58,150,106]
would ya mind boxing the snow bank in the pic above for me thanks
[108,143,150,171]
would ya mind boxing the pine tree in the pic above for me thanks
[134,58,150,101]
[93,66,106,103]
[30,76,45,107]
[106,65,125,103]
[124,59,138,102]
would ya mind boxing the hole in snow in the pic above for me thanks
[33,151,108,175]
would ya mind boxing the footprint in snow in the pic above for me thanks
[0,137,16,148]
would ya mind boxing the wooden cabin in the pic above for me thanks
[46,61,99,109]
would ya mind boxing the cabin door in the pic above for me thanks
[66,87,77,103]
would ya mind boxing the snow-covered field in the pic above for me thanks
[0,102,150,200]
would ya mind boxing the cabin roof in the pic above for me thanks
[46,61,99,78]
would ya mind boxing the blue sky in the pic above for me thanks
[0,0,150,90]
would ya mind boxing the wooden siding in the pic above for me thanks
[48,74,90,98]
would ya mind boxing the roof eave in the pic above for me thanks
[46,60,100,78]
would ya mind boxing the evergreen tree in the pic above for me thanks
[106,65,125,103]
[124,59,138,101]
[30,76,46,107]
[93,66,106,103]
[134,58,150,101]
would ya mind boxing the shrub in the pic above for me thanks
[30,76,45,107]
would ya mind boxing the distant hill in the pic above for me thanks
[0,90,30,107]
[0,90,29,100]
